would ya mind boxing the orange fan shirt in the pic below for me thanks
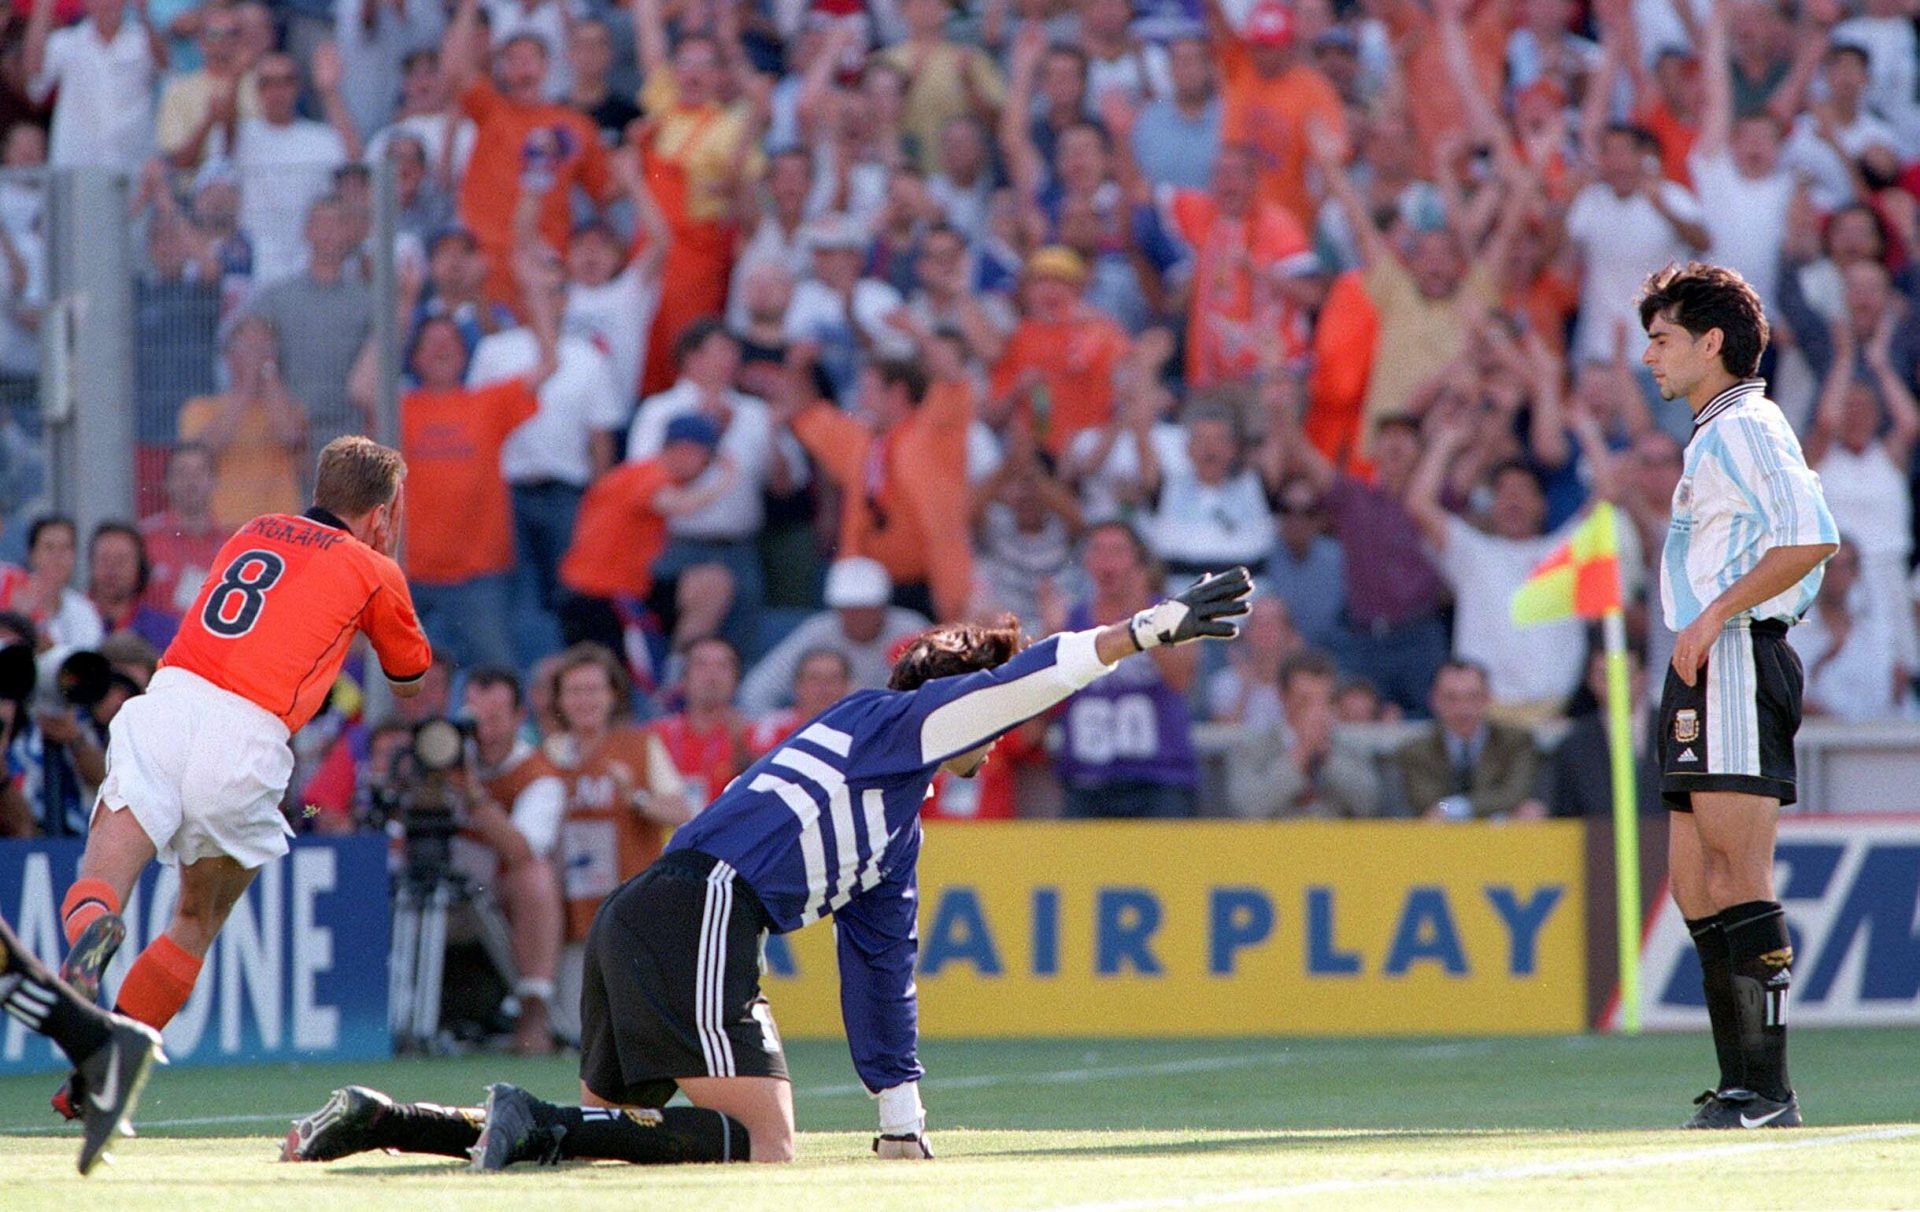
[1165,189,1311,386]
[400,379,539,584]
[1217,46,1346,228]
[458,78,613,296]
[163,510,432,732]
[990,311,1132,456]
[557,459,673,599]
[554,724,675,939]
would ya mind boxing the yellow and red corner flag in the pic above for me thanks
[1510,500,1624,626]
[1508,499,1644,1032]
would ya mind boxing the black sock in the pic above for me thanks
[372,1102,485,1158]
[552,1105,751,1164]
[0,915,112,1068]
[1721,900,1793,1102]
[1686,914,1741,1092]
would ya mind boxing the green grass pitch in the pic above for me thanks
[1,1031,1916,1210]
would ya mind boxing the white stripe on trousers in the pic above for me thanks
[695,861,738,1077]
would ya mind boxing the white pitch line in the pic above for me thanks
[1038,1125,1920,1212]
[803,1050,1302,1098]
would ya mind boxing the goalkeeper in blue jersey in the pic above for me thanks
[283,565,1254,1169]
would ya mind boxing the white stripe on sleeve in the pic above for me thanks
[917,629,1116,765]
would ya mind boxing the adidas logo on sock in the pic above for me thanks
[1677,747,1698,762]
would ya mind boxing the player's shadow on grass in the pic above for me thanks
[966,1129,1442,1159]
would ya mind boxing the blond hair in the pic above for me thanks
[313,436,405,518]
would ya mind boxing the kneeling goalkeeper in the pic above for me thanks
[284,567,1254,1168]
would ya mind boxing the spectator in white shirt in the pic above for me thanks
[333,0,446,144]
[736,557,929,714]
[1138,400,1281,593]
[1407,409,1620,722]
[1077,0,1170,112]
[25,0,162,170]
[234,50,360,287]
[364,48,478,184]
[926,117,996,240]
[469,235,626,635]
[626,318,807,659]
[1804,313,1920,678]
[725,148,815,332]
[784,213,911,408]
[1792,538,1906,720]
[562,144,668,415]
[1690,0,1798,320]
[1781,43,1902,211]
[1565,123,1709,366]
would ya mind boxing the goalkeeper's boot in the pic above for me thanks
[470,1083,566,1171]
[1686,1087,1802,1129]
[59,913,126,1007]
[282,1086,396,1162]
[74,1016,165,1176]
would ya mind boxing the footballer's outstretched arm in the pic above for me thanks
[902,567,1256,767]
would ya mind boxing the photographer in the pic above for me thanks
[459,666,566,1056]
[0,635,38,837]
[0,610,134,838]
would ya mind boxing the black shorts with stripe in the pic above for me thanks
[579,848,788,1107]
[1658,618,1804,810]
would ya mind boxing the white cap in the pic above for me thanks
[824,556,892,608]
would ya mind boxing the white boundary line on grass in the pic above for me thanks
[1039,1125,1920,1211]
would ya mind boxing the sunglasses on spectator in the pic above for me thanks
[1278,501,1322,516]
[260,73,301,85]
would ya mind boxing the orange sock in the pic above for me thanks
[113,935,202,1030]
[61,879,121,946]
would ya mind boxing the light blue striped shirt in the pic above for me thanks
[1661,379,1840,631]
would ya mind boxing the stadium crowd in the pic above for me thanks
[0,0,1913,893]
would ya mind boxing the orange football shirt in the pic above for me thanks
[162,510,433,732]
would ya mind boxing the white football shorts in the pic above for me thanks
[93,666,295,869]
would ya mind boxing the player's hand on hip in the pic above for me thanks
[1672,614,1718,687]
[1129,566,1256,651]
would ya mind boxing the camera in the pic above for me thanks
[367,717,475,884]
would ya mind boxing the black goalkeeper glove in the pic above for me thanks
[1127,566,1255,651]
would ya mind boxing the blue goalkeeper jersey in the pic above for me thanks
[665,628,1117,1092]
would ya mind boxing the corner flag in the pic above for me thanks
[1508,500,1644,1033]
[1510,501,1624,626]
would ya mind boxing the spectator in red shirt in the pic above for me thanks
[649,634,749,811]
[137,443,224,617]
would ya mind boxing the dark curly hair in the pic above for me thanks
[1637,262,1770,378]
[887,617,1025,692]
